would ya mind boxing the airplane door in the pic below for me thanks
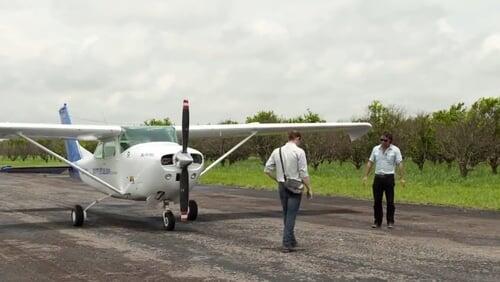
[91,139,120,187]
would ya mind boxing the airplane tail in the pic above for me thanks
[58,104,89,179]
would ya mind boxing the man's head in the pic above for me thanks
[288,130,302,144]
[380,132,393,148]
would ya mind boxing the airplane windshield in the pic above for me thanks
[119,126,178,151]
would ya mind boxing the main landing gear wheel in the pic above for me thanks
[163,210,176,231]
[188,200,198,221]
[71,205,85,227]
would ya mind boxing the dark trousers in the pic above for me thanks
[372,174,395,225]
[278,183,302,248]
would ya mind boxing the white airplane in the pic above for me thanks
[0,101,371,230]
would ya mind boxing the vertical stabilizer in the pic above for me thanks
[58,104,82,179]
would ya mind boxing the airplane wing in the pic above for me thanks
[1,122,371,141]
[0,123,123,140]
[175,122,371,141]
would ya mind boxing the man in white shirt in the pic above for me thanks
[363,132,405,229]
[264,131,312,252]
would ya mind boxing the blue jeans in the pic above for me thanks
[278,182,302,248]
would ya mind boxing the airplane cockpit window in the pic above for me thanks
[119,135,130,152]
[103,141,116,158]
[94,142,103,159]
[94,141,117,158]
[119,126,178,152]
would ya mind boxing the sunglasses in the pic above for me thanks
[380,138,389,142]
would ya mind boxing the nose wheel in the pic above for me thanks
[162,210,176,230]
[161,199,198,231]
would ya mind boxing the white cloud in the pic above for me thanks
[80,35,100,53]
[0,0,498,125]
[437,18,455,34]
[249,20,289,38]
[481,34,500,55]
[155,74,177,92]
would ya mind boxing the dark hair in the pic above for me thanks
[382,132,393,142]
[288,130,302,141]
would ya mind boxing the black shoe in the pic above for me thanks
[371,223,381,228]
[387,223,394,229]
[281,247,295,253]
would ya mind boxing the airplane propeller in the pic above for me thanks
[178,99,193,221]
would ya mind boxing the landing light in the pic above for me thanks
[191,173,196,179]
[165,174,172,180]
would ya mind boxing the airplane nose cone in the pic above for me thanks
[175,152,193,167]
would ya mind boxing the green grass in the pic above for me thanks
[2,156,498,210]
[0,156,65,167]
[200,158,500,211]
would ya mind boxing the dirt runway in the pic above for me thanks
[0,173,499,281]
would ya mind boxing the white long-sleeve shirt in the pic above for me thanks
[264,142,309,182]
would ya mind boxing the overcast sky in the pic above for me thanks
[0,0,498,125]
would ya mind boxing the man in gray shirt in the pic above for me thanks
[363,132,405,229]
[264,130,312,252]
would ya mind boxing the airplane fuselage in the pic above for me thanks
[76,141,204,201]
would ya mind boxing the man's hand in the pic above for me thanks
[363,161,373,187]
[306,188,313,200]
[302,177,312,200]
[304,184,313,200]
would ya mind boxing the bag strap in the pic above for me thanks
[279,147,288,181]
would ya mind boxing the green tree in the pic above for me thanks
[191,119,251,165]
[350,137,370,170]
[287,109,325,123]
[289,110,330,170]
[331,132,352,166]
[144,118,174,126]
[5,139,26,161]
[80,141,98,154]
[405,114,436,171]
[246,111,284,164]
[367,101,407,148]
[433,103,488,177]
[470,97,500,174]
[350,101,406,170]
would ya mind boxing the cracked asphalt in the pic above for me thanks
[0,173,499,281]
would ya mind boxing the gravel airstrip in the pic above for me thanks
[0,173,499,281]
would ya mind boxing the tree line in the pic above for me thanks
[189,97,499,178]
[1,97,498,178]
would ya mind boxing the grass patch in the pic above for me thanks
[2,156,498,210]
[0,156,65,167]
[200,158,500,210]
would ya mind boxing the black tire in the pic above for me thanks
[71,205,84,227]
[188,200,198,221]
[163,210,175,231]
